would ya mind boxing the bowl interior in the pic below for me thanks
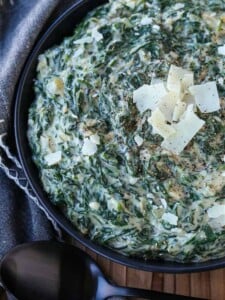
[14,0,225,273]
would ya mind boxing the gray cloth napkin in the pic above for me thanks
[0,0,64,258]
[0,1,63,297]
[0,0,92,255]
[0,0,102,252]
[0,1,125,299]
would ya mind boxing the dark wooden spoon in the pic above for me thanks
[0,241,207,300]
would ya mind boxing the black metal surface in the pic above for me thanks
[14,0,225,273]
[0,241,209,300]
[0,241,98,300]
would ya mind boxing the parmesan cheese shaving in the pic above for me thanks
[107,198,120,211]
[134,135,143,146]
[162,212,178,226]
[167,65,193,95]
[140,16,153,26]
[129,176,139,185]
[151,78,164,85]
[172,101,187,122]
[148,108,176,139]
[207,204,225,218]
[45,151,62,166]
[218,44,225,56]
[133,83,167,113]
[89,202,100,210]
[189,82,220,113]
[162,105,205,154]
[133,64,220,155]
[92,27,103,42]
[209,215,225,228]
[182,94,196,110]
[160,198,167,209]
[46,77,64,96]
[82,138,98,156]
[158,91,180,123]
[89,134,100,145]
[174,3,185,10]
[182,73,194,91]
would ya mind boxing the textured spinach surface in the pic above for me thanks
[28,0,225,262]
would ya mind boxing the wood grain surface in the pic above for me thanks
[74,241,225,300]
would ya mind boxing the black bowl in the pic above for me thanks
[14,0,225,273]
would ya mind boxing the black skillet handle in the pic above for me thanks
[105,285,208,300]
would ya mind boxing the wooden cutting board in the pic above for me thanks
[74,241,225,300]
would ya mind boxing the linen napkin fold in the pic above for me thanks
[0,2,126,299]
[0,0,68,258]
[0,0,102,254]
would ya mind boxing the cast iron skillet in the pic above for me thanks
[14,0,225,273]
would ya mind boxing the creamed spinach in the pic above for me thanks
[28,0,225,262]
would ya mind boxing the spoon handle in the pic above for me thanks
[108,285,208,300]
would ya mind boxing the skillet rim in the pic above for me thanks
[14,0,225,273]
